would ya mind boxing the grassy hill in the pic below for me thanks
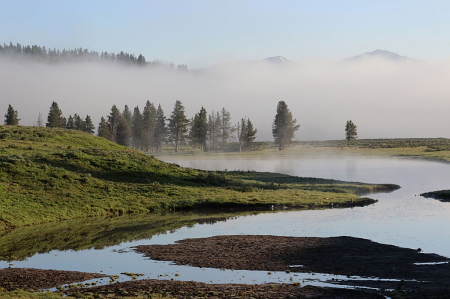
[0,126,398,230]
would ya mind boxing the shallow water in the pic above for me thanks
[1,156,450,287]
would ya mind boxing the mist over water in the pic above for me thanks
[2,56,450,140]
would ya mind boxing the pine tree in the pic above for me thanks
[191,107,208,151]
[4,104,20,125]
[345,120,358,146]
[221,108,232,147]
[97,116,110,138]
[66,115,75,129]
[154,104,166,152]
[245,118,257,147]
[108,105,121,142]
[168,100,189,152]
[83,115,95,134]
[237,119,246,153]
[74,114,84,131]
[46,101,66,128]
[272,101,300,150]
[132,106,143,150]
[142,101,157,151]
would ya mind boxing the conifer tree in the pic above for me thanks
[191,107,208,151]
[74,114,84,131]
[97,116,110,138]
[272,101,300,150]
[237,119,246,153]
[142,101,157,152]
[221,108,232,147]
[132,106,143,150]
[154,104,166,152]
[345,120,358,146]
[108,105,121,142]
[66,115,75,129]
[83,115,95,134]
[4,104,20,125]
[46,101,66,128]
[168,100,189,152]
[245,118,257,146]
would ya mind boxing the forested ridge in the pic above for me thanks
[0,41,188,70]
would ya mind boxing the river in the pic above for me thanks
[1,156,449,287]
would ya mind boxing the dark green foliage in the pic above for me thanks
[236,118,257,151]
[245,118,257,145]
[116,116,130,146]
[190,107,208,151]
[83,115,95,134]
[345,120,358,146]
[168,100,189,152]
[65,115,75,129]
[107,105,121,143]
[154,104,166,152]
[4,104,20,125]
[132,106,143,150]
[272,101,300,150]
[74,113,84,131]
[142,101,157,152]
[46,101,66,128]
[0,41,189,69]
[97,116,110,139]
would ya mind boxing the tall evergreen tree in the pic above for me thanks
[46,101,66,128]
[345,120,358,146]
[108,105,121,142]
[237,119,246,153]
[142,101,157,152]
[191,107,208,151]
[168,100,189,152]
[272,101,300,150]
[245,118,257,146]
[221,108,232,147]
[83,115,95,134]
[4,104,20,125]
[97,116,110,138]
[116,116,131,146]
[132,106,143,150]
[154,104,166,152]
[74,114,84,131]
[66,115,75,129]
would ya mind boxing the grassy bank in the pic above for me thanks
[421,190,450,202]
[0,126,398,230]
[153,138,450,162]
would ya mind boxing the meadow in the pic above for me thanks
[0,126,396,230]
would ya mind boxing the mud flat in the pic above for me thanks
[0,268,106,291]
[66,279,384,299]
[134,235,450,298]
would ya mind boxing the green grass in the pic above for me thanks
[0,126,398,230]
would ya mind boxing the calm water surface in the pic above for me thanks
[1,157,450,287]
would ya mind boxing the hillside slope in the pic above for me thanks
[0,126,398,229]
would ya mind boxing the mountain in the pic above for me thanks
[342,50,418,63]
[263,56,296,65]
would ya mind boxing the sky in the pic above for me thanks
[2,0,450,68]
[2,0,450,141]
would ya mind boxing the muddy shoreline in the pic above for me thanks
[134,235,450,298]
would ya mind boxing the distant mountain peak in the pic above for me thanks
[343,50,416,62]
[263,56,295,64]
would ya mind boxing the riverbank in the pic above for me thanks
[134,235,450,298]
[421,190,450,201]
[153,138,450,162]
[0,126,397,230]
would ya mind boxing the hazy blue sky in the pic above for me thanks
[2,0,450,68]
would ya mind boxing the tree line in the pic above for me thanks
[0,42,189,70]
[4,100,335,151]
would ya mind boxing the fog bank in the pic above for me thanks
[1,57,449,141]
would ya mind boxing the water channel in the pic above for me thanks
[1,156,450,289]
